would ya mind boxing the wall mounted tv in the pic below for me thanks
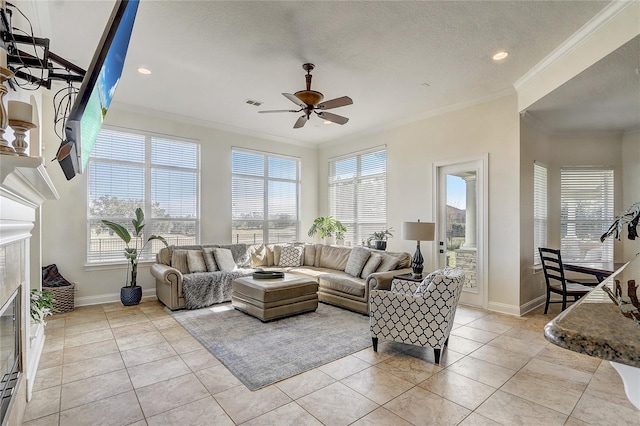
[57,0,139,180]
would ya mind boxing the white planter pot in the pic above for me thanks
[324,236,336,245]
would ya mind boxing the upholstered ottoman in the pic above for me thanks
[231,274,319,321]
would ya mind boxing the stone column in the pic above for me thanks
[462,174,477,248]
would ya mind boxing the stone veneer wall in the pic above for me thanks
[454,248,477,288]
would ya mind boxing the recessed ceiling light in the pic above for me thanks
[492,51,509,61]
[137,67,151,75]
[323,120,332,125]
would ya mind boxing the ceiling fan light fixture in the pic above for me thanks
[492,51,509,61]
[294,90,324,107]
[323,120,332,125]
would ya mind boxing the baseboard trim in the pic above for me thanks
[75,288,157,307]
[520,295,546,316]
[487,301,520,316]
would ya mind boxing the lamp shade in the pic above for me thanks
[402,221,435,241]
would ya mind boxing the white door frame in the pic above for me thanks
[432,154,489,308]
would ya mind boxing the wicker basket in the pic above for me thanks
[43,282,75,314]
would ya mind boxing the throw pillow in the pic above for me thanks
[250,245,268,267]
[171,249,190,274]
[376,253,400,272]
[213,248,237,272]
[279,245,304,267]
[344,246,371,277]
[186,250,207,273]
[360,253,383,278]
[202,247,218,272]
[414,278,437,297]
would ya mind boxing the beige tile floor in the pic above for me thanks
[22,300,639,426]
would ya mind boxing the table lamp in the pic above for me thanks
[402,220,435,277]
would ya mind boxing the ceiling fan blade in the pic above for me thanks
[283,93,306,108]
[258,109,300,114]
[317,96,353,110]
[317,111,349,125]
[293,115,308,129]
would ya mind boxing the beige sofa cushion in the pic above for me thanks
[318,245,351,270]
[158,247,171,265]
[344,246,371,277]
[303,244,316,266]
[187,250,207,273]
[319,274,365,297]
[376,253,400,272]
[171,249,190,274]
[202,247,218,272]
[213,248,237,272]
[360,253,383,278]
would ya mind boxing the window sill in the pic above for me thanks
[84,260,156,271]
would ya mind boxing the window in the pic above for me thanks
[88,128,200,263]
[232,149,300,244]
[533,162,547,266]
[560,167,614,263]
[329,148,387,244]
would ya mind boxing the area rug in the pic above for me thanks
[170,303,371,390]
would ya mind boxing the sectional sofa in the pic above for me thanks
[151,242,411,314]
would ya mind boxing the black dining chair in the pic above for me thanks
[538,248,598,314]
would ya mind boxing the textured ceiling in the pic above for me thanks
[526,35,640,134]
[26,0,627,145]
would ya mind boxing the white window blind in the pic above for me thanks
[533,162,547,266]
[329,148,387,244]
[560,167,614,263]
[232,149,300,244]
[88,128,200,263]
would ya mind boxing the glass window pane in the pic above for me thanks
[151,168,197,218]
[232,150,264,176]
[152,137,198,169]
[268,156,297,180]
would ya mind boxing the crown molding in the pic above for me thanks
[110,101,319,149]
[514,1,637,91]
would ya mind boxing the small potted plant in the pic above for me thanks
[367,227,394,251]
[30,289,56,325]
[307,216,347,245]
[102,208,167,306]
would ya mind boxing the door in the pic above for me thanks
[434,156,487,308]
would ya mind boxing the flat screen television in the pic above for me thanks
[56,0,139,180]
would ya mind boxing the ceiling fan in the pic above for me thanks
[259,63,353,129]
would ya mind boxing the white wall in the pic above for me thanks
[40,101,318,304]
[622,131,640,261]
[519,118,551,307]
[319,94,522,312]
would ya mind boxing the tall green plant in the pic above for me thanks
[102,208,168,288]
[307,216,347,239]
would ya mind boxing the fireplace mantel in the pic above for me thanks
[0,155,58,426]
[0,156,58,209]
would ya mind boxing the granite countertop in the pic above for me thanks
[544,256,640,368]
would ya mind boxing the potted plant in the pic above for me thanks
[102,208,167,306]
[367,227,394,251]
[307,216,347,245]
[30,289,56,325]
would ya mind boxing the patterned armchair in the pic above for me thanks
[369,268,465,364]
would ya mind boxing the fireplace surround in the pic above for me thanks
[0,155,58,425]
